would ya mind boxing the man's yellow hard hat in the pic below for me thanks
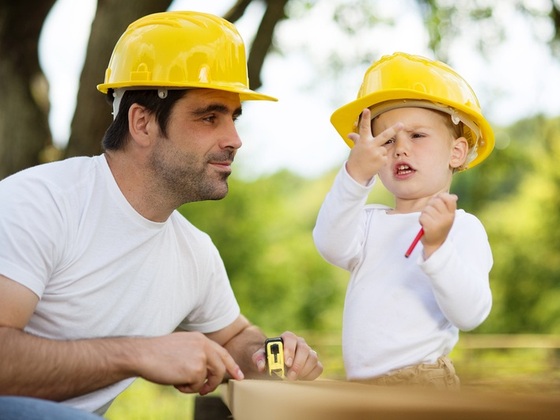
[330,52,494,169]
[97,11,277,102]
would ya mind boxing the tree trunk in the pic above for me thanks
[64,0,172,158]
[224,0,289,91]
[0,0,55,179]
[247,0,288,90]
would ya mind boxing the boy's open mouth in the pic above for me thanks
[395,164,415,176]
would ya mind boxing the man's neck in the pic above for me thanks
[104,152,174,223]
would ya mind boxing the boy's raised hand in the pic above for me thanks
[346,108,403,185]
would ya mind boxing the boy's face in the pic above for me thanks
[372,107,467,209]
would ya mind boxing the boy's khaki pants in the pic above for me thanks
[353,356,460,390]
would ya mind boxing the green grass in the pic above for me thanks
[451,346,560,394]
[105,380,196,420]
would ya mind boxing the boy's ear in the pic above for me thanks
[450,137,469,169]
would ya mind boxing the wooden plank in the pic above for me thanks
[225,379,560,420]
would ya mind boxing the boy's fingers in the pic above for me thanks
[349,109,374,145]
[431,193,458,212]
[358,108,372,134]
[351,109,403,149]
[372,122,404,147]
[347,132,359,145]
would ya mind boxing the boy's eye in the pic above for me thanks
[384,138,395,145]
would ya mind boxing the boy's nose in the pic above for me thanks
[394,137,409,157]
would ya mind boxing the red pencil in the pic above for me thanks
[405,228,424,258]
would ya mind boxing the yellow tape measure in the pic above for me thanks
[265,337,285,379]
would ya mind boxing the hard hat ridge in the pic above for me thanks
[97,11,277,102]
[330,52,494,169]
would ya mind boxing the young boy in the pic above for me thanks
[313,52,495,388]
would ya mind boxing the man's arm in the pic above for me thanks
[206,315,323,381]
[0,275,243,401]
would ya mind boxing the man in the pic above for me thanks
[0,11,322,418]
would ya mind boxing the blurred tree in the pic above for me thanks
[417,0,560,61]
[64,0,173,158]
[0,0,55,179]
[477,116,560,333]
[451,124,531,214]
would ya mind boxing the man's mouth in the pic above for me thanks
[208,152,235,170]
[209,161,233,170]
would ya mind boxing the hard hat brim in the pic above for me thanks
[330,89,494,169]
[97,81,277,102]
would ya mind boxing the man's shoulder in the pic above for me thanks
[170,211,212,241]
[2,156,102,188]
[0,156,106,214]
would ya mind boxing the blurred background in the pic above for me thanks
[2,0,560,418]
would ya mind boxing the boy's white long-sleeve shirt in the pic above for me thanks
[313,165,493,380]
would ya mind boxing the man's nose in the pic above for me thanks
[222,123,242,150]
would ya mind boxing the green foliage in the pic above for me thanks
[179,169,347,334]
[460,115,560,334]
[451,122,531,213]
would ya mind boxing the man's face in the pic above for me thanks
[148,89,243,204]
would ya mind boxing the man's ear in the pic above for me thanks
[450,136,469,170]
[128,104,154,147]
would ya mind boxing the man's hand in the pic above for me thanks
[252,331,323,381]
[346,108,403,185]
[419,192,458,259]
[132,332,244,396]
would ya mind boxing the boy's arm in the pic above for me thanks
[420,215,493,331]
[312,165,371,270]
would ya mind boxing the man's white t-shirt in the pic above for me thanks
[0,155,240,413]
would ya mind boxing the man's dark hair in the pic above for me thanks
[102,89,189,151]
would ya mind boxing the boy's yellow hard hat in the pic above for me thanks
[97,11,277,102]
[330,52,494,169]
